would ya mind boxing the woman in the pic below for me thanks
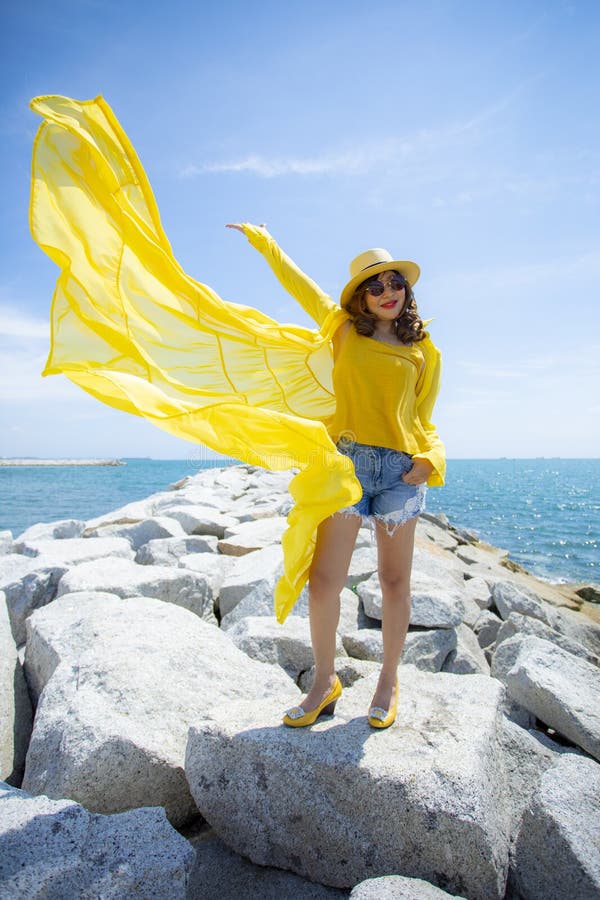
[227,225,445,729]
[29,95,444,725]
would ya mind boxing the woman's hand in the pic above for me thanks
[225,223,267,233]
[402,458,433,485]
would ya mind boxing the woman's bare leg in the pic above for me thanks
[370,515,418,711]
[298,512,361,712]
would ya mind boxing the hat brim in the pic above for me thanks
[340,260,420,309]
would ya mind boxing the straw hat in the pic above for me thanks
[340,248,420,309]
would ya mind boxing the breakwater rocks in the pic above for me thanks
[0,458,125,466]
[1,464,599,899]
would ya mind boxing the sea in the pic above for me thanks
[1,458,598,587]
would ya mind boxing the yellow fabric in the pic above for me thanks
[328,328,445,485]
[28,93,445,624]
[243,225,445,485]
[28,93,361,623]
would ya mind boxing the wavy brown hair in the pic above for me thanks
[346,271,426,344]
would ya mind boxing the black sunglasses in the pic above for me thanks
[364,275,407,297]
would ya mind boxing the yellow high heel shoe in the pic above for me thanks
[368,677,399,729]
[283,675,342,727]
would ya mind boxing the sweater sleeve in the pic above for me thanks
[240,223,340,329]
[412,332,446,487]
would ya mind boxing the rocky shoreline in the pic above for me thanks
[1,463,599,899]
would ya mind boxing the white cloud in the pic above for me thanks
[0,303,48,339]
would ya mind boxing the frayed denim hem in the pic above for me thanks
[333,499,424,539]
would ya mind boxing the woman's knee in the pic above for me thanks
[378,569,411,596]
[309,566,345,599]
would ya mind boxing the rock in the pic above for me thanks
[451,525,480,544]
[0,593,32,785]
[441,623,490,675]
[473,610,503,648]
[416,518,459,551]
[337,588,372,635]
[185,667,511,897]
[226,615,345,679]
[403,629,457,671]
[345,546,378,588]
[218,545,284,617]
[512,754,600,899]
[491,580,557,627]
[495,611,599,666]
[83,495,169,530]
[420,511,450,529]
[186,827,347,899]
[0,782,194,899]
[0,554,66,646]
[15,519,85,541]
[549,604,600,658]
[163,505,240,538]
[350,875,465,898]
[22,593,294,826]
[12,536,134,564]
[343,626,456,672]
[0,531,13,555]
[492,635,600,761]
[462,575,492,609]
[220,581,309,629]
[411,545,466,585]
[82,516,187,549]
[55,557,217,625]
[496,715,582,850]
[177,552,235,596]
[299,657,381,692]
[218,517,288,555]
[135,534,220,564]
[357,572,464,627]
[573,583,600,604]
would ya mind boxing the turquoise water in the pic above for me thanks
[1,458,598,586]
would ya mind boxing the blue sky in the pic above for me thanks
[1,0,598,460]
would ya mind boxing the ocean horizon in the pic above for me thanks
[1,457,598,588]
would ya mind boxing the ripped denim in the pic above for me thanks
[335,437,426,536]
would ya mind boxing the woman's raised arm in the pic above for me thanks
[226,222,341,329]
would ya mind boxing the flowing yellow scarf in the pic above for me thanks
[29,94,362,623]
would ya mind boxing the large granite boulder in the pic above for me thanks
[350,875,465,898]
[342,627,457,672]
[218,517,288,555]
[22,593,294,826]
[495,610,599,666]
[186,828,346,899]
[511,754,600,899]
[15,519,85,541]
[81,516,187,549]
[357,571,464,626]
[226,615,346,679]
[55,557,217,624]
[0,554,66,645]
[185,666,511,897]
[134,535,220,565]
[0,782,194,899]
[0,593,32,785]
[491,634,600,761]
[12,535,134,564]
[218,545,284,617]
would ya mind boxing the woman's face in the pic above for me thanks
[363,270,407,321]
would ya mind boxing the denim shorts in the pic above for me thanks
[335,437,426,533]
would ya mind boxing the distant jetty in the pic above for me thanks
[0,459,125,467]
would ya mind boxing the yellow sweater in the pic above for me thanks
[28,93,443,624]
[243,226,445,486]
